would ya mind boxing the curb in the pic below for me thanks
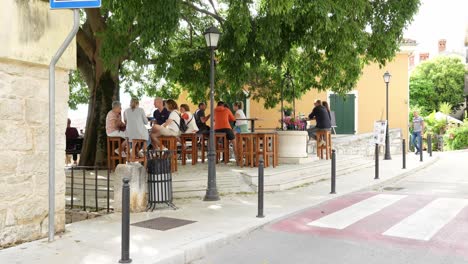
[364,154,441,192]
[156,154,441,264]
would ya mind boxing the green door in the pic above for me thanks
[330,94,355,134]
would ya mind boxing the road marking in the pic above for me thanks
[307,194,406,229]
[383,198,468,241]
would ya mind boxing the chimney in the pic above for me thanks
[420,53,429,62]
[438,39,447,53]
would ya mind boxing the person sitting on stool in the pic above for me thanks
[307,99,331,146]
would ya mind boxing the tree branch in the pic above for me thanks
[208,0,220,18]
[85,8,107,34]
[77,28,96,62]
[181,15,195,47]
[181,1,225,23]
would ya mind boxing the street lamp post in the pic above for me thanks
[383,71,392,160]
[203,26,221,201]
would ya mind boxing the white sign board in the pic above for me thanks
[373,120,387,145]
[50,0,101,9]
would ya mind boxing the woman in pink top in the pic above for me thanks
[106,101,128,157]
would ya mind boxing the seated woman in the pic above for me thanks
[106,101,128,157]
[150,99,181,149]
[123,98,148,157]
[233,101,248,133]
[180,104,199,133]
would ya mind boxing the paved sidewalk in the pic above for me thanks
[0,153,438,264]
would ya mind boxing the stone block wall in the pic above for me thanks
[0,59,69,247]
[308,129,404,157]
[0,0,74,248]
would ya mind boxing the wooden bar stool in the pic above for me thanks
[107,136,126,171]
[157,136,178,172]
[254,133,276,168]
[130,139,147,167]
[180,133,198,165]
[201,133,208,163]
[273,133,279,167]
[316,130,332,160]
[215,133,229,164]
[201,133,229,164]
[236,133,254,167]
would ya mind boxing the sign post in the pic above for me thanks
[48,0,101,243]
[51,0,101,9]
[373,120,387,146]
[372,120,387,180]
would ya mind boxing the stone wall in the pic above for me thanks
[0,0,74,247]
[0,59,69,247]
[308,129,404,157]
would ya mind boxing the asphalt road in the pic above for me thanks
[193,150,468,264]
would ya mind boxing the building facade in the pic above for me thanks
[0,0,75,247]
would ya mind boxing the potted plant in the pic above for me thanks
[283,106,293,117]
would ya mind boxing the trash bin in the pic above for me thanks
[146,150,176,210]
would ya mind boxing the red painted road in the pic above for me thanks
[268,192,468,260]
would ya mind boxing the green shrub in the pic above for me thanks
[444,122,468,150]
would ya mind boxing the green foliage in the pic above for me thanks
[70,0,420,110]
[444,121,468,150]
[439,102,452,115]
[410,56,466,114]
[424,111,447,135]
[68,70,89,110]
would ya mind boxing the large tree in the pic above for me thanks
[410,56,467,115]
[70,0,420,165]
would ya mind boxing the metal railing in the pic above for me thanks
[67,166,111,212]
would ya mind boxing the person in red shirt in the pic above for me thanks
[214,101,237,161]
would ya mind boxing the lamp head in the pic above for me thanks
[204,26,220,48]
[383,71,391,84]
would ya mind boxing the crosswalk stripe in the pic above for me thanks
[307,194,407,229]
[383,198,468,241]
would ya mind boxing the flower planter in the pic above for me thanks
[277,130,308,161]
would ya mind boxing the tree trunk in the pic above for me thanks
[79,70,120,166]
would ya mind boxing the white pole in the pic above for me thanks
[48,9,80,242]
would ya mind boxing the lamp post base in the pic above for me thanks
[203,190,220,201]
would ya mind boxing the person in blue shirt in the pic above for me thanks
[153,97,169,125]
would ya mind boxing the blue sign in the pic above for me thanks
[50,0,101,9]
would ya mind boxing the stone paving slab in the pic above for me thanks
[0,153,439,264]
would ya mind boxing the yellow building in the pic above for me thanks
[248,49,413,142]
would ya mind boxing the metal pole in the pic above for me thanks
[48,9,80,242]
[291,73,296,119]
[330,150,336,194]
[204,47,220,201]
[119,178,132,263]
[384,83,392,160]
[420,136,423,162]
[428,134,432,157]
[402,139,406,169]
[375,144,379,179]
[257,158,265,218]
[280,78,284,130]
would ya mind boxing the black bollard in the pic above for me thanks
[375,144,380,179]
[119,178,132,263]
[330,150,336,194]
[402,139,406,169]
[257,158,265,218]
[428,134,432,157]
[420,137,423,162]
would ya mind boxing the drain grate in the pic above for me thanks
[383,187,405,191]
[132,217,196,231]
